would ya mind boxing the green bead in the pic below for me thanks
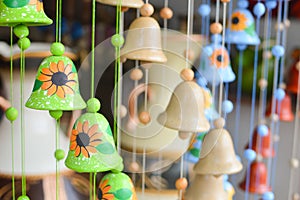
[49,110,63,120]
[55,149,65,161]
[5,107,18,122]
[86,98,101,113]
[17,195,30,200]
[111,34,124,47]
[13,24,29,38]
[50,42,65,56]
[17,37,31,51]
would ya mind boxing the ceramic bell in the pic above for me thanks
[26,55,86,111]
[157,81,210,135]
[287,62,299,94]
[0,0,52,26]
[240,161,271,194]
[199,34,236,84]
[98,172,136,200]
[226,8,260,46]
[247,126,275,158]
[185,175,227,200]
[266,93,294,122]
[65,98,123,173]
[96,0,144,8]
[121,16,167,63]
[194,118,243,175]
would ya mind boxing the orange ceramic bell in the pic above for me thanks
[266,93,294,122]
[286,62,299,94]
[157,81,210,134]
[193,118,242,175]
[247,126,275,158]
[239,161,271,194]
[121,16,167,63]
[185,175,227,200]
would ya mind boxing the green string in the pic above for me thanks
[55,0,59,42]
[58,0,62,42]
[89,173,93,200]
[10,27,15,200]
[113,0,122,145]
[20,46,26,196]
[93,172,97,200]
[56,119,60,200]
[90,0,96,98]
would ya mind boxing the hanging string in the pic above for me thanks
[270,0,289,189]
[288,62,300,200]
[55,119,61,200]
[89,173,93,200]
[142,147,146,199]
[20,43,26,196]
[91,0,96,98]
[93,172,97,200]
[185,0,194,69]
[143,68,149,111]
[10,26,16,200]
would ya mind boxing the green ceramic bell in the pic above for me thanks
[0,0,53,26]
[98,172,137,200]
[25,43,86,111]
[65,98,124,173]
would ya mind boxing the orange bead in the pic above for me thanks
[180,68,194,81]
[130,68,143,81]
[121,6,129,12]
[160,7,173,19]
[210,22,223,34]
[140,3,154,17]
[139,111,151,124]
[175,177,188,190]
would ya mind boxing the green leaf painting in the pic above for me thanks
[114,188,132,200]
[96,142,115,154]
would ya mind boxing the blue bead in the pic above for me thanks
[262,191,275,200]
[237,0,249,9]
[243,149,256,162]
[265,0,277,10]
[198,4,211,17]
[272,45,285,57]
[203,46,213,56]
[257,124,268,137]
[223,174,229,181]
[222,100,234,114]
[211,34,222,44]
[253,3,266,18]
[275,88,285,101]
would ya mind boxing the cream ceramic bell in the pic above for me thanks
[194,118,243,175]
[185,174,227,200]
[157,81,210,135]
[121,16,167,63]
[96,0,144,8]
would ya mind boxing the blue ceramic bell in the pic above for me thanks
[198,34,236,84]
[226,6,260,46]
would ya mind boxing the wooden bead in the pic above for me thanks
[284,19,291,28]
[180,68,194,81]
[140,3,154,17]
[263,50,272,59]
[175,178,188,190]
[130,68,143,81]
[259,79,268,89]
[139,111,151,124]
[178,131,190,140]
[184,49,195,60]
[293,193,300,200]
[290,158,299,168]
[160,7,173,19]
[279,83,286,89]
[210,22,223,34]
[273,134,280,142]
[221,0,230,2]
[129,161,140,172]
[119,104,127,118]
[213,118,225,129]
[121,6,129,12]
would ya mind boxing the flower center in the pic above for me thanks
[51,72,68,86]
[76,133,90,147]
[232,17,239,25]
[97,188,103,200]
[217,55,223,62]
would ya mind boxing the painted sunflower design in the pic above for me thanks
[29,0,43,11]
[38,60,76,99]
[230,11,247,31]
[70,121,102,158]
[98,179,114,200]
[210,48,229,69]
